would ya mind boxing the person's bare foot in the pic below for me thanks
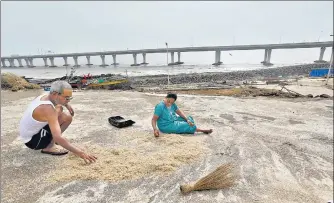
[203,129,213,134]
[41,147,68,156]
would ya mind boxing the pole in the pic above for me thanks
[325,35,333,85]
[166,42,170,86]
[325,47,333,85]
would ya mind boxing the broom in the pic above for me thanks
[180,163,236,194]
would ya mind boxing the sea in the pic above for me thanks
[1,63,304,79]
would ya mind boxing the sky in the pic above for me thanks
[1,1,333,66]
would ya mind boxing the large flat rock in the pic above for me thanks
[1,90,333,203]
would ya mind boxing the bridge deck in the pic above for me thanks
[2,41,333,60]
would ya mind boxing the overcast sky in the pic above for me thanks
[1,1,333,65]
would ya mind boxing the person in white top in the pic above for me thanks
[19,80,97,164]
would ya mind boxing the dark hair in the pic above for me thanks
[166,93,177,101]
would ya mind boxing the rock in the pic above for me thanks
[307,94,313,98]
[320,94,331,98]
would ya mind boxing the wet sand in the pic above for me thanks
[1,86,333,203]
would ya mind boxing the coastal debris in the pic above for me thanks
[26,73,132,90]
[279,84,304,97]
[315,94,331,98]
[161,86,332,99]
[87,79,129,88]
[1,73,41,91]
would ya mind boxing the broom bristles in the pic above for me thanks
[180,163,236,194]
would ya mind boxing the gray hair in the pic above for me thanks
[50,80,72,94]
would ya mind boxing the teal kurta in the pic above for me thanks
[154,101,196,134]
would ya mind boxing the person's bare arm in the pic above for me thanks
[46,108,81,153]
[175,109,188,120]
[43,106,97,163]
[151,115,160,137]
[175,109,194,126]
[64,103,74,116]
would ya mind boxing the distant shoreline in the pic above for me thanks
[129,62,330,87]
[1,62,323,79]
[22,62,330,88]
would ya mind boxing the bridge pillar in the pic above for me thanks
[73,56,80,67]
[111,54,118,66]
[86,56,93,66]
[131,53,140,66]
[63,57,70,66]
[100,55,108,67]
[261,49,268,64]
[168,52,175,66]
[24,58,30,67]
[140,53,149,65]
[49,57,57,67]
[314,47,327,63]
[267,49,272,64]
[9,59,16,67]
[1,59,7,67]
[29,58,35,67]
[176,52,184,65]
[43,58,49,67]
[17,59,24,67]
[212,50,223,66]
[261,49,273,66]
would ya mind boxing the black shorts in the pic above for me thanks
[25,125,53,150]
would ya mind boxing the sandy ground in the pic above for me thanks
[1,85,333,203]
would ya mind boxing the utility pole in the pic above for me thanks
[166,42,170,86]
[325,34,333,85]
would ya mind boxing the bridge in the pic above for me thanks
[1,41,333,68]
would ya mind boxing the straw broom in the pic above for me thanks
[180,163,236,194]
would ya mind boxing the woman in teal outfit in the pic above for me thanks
[151,93,213,137]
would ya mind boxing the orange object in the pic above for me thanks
[81,79,87,84]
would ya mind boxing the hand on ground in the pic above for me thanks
[154,129,160,137]
[78,152,97,164]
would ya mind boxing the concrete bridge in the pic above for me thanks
[1,41,333,68]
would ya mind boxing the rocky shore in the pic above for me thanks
[129,63,330,87]
[24,63,330,90]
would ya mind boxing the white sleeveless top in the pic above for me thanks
[19,94,55,143]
